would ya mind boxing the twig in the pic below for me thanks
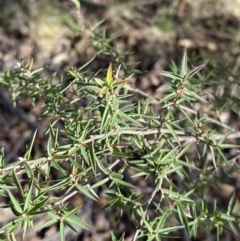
[132,184,160,241]
[87,128,240,144]
[2,156,121,210]
[50,190,78,207]
[1,128,240,175]
[180,105,236,132]
[127,85,237,132]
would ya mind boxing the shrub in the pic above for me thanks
[0,47,240,241]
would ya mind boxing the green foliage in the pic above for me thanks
[0,41,240,241]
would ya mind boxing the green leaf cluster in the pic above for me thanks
[0,45,239,241]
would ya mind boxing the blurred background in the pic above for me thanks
[1,0,240,240]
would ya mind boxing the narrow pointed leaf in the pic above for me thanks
[12,170,24,198]
[165,123,180,145]
[181,48,187,77]
[106,62,113,86]
[24,179,33,212]
[7,190,22,215]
